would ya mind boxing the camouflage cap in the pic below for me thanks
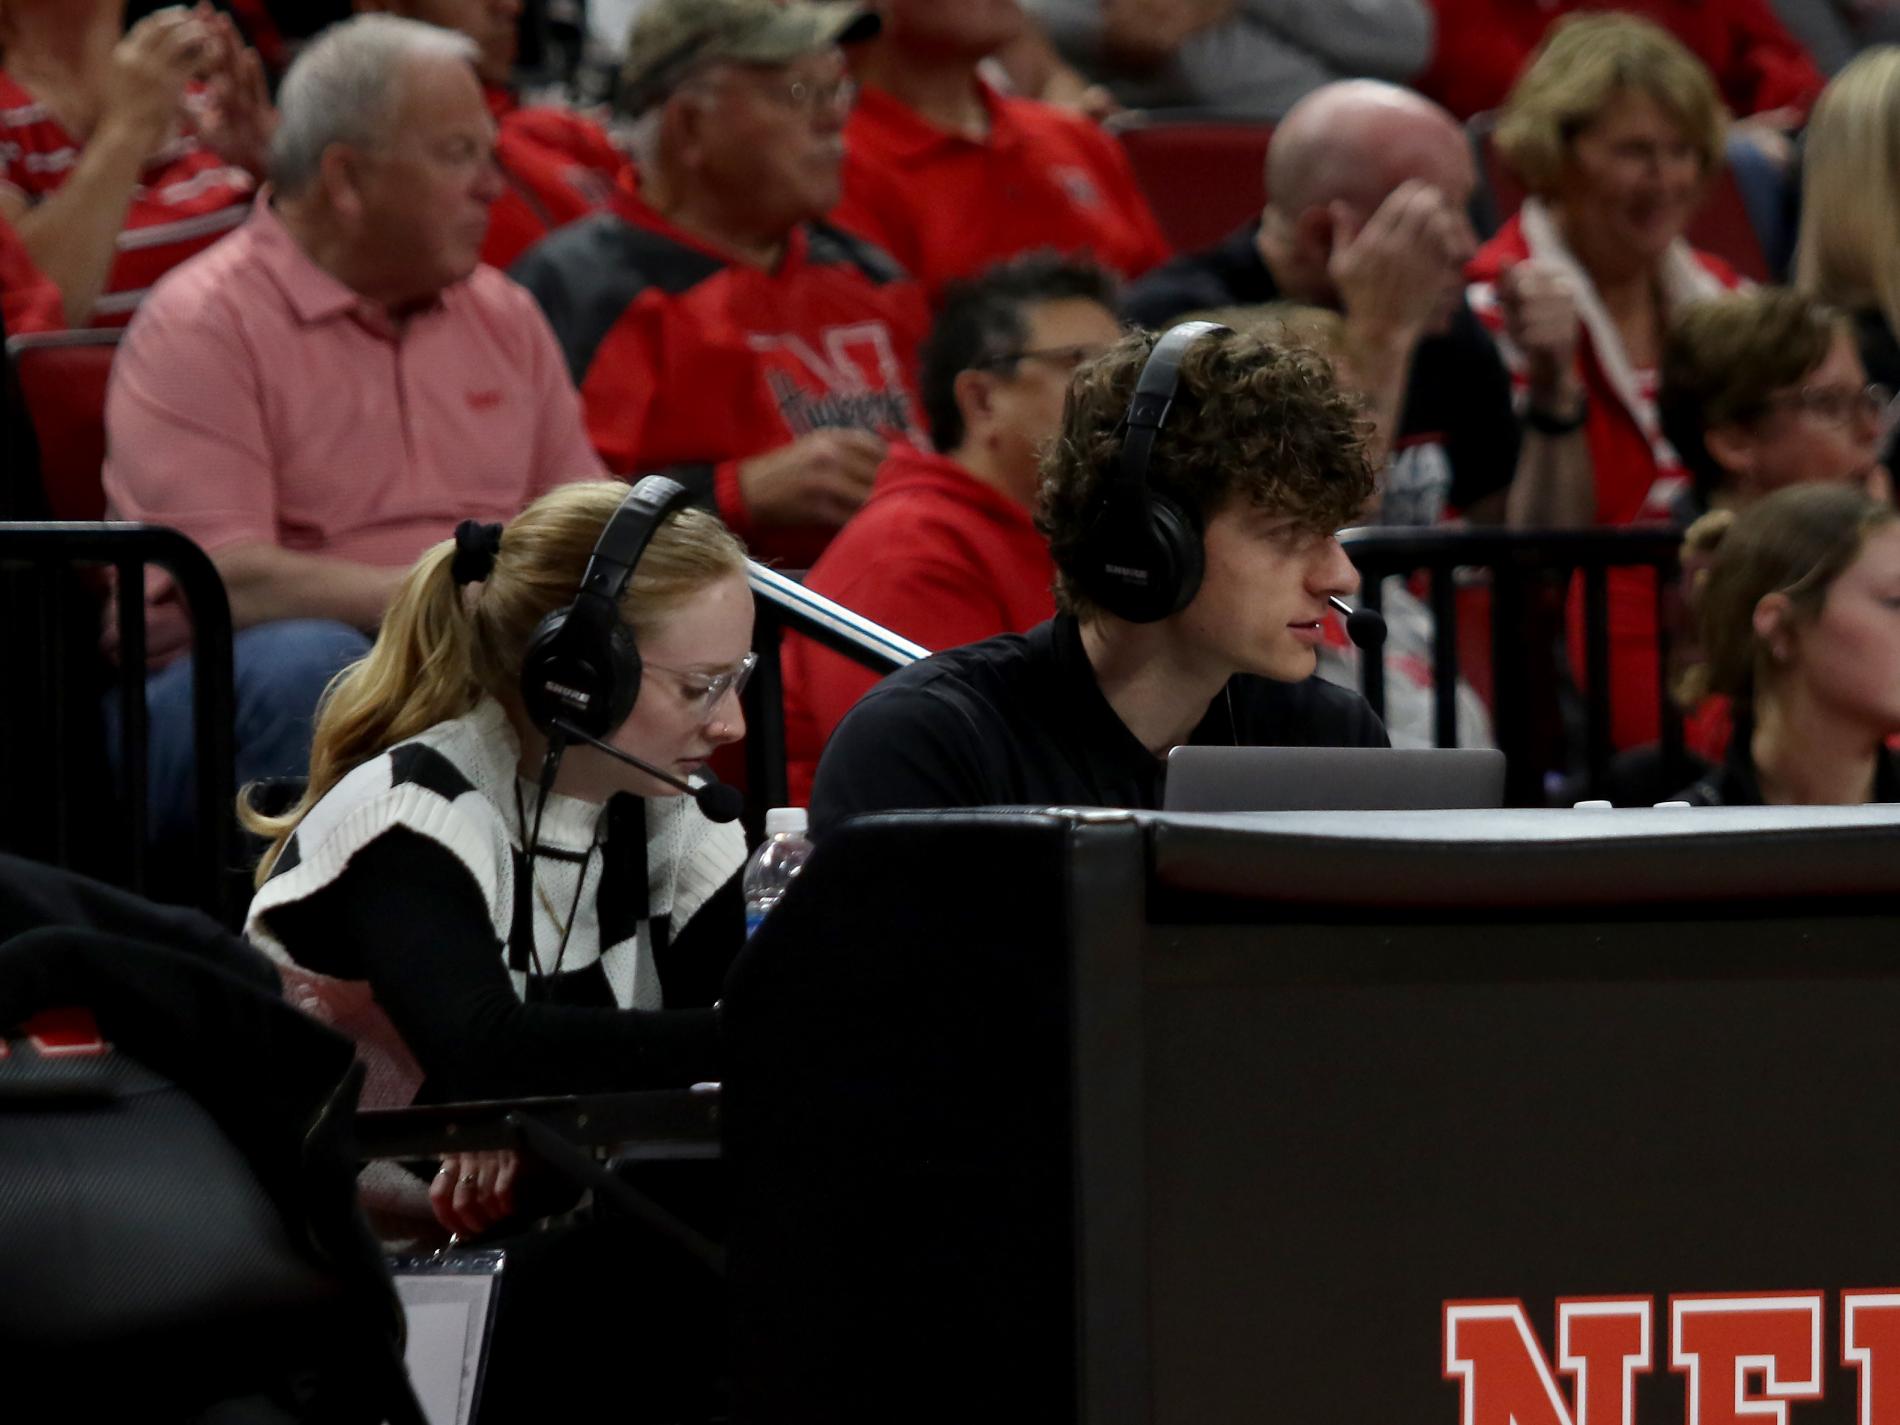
[620,0,880,116]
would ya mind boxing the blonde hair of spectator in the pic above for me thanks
[1677,483,1897,708]
[1493,12,1728,198]
[241,481,748,884]
[268,14,481,195]
[1796,48,1900,346]
[1179,303,1350,368]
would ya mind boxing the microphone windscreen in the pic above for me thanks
[694,780,745,824]
[1346,607,1387,650]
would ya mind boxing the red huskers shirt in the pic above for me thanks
[510,179,932,569]
[0,72,254,327]
[835,81,1170,303]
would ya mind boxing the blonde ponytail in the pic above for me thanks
[242,539,482,881]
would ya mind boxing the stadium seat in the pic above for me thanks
[6,329,121,522]
[1467,110,1772,282]
[1111,112,1272,255]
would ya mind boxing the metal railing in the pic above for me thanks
[740,561,926,817]
[1341,525,1688,806]
[0,522,236,922]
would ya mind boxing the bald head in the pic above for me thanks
[1266,80,1473,222]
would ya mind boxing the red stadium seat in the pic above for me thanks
[1111,113,1273,255]
[6,329,122,522]
[1468,110,1771,282]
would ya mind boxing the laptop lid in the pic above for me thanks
[1161,746,1507,813]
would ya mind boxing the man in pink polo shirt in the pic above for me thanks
[104,13,603,832]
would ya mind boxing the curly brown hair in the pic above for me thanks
[1036,326,1376,620]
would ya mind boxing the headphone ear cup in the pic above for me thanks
[520,606,627,738]
[1081,487,1205,623]
[519,609,570,734]
[1148,490,1204,616]
[603,619,642,729]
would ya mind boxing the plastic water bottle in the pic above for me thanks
[743,807,812,937]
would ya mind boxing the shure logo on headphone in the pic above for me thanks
[1104,563,1150,584]
[547,681,593,709]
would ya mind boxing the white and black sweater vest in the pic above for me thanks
[245,696,744,1110]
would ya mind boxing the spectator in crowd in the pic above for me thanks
[1468,13,1743,750]
[1677,483,1900,803]
[0,212,61,335]
[1657,286,1892,761]
[1661,287,1892,524]
[0,0,269,327]
[809,323,1388,835]
[244,480,748,1226]
[102,15,603,834]
[355,0,629,267]
[512,0,930,572]
[1127,79,1585,529]
[1003,0,1433,120]
[1796,44,1900,468]
[780,254,1122,803]
[1417,0,1825,125]
[836,0,1170,301]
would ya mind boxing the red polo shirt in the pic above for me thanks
[836,81,1170,302]
[779,442,1057,803]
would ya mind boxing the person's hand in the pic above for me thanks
[1102,0,1235,69]
[1498,259,1583,409]
[190,3,276,178]
[1328,179,1473,348]
[100,6,214,160]
[431,1150,521,1238]
[1731,107,1803,172]
[736,429,886,529]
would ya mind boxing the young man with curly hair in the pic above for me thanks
[807,322,1388,833]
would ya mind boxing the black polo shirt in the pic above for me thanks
[808,614,1389,836]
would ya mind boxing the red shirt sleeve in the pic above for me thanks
[1715,0,1825,115]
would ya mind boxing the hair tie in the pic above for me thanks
[450,519,504,586]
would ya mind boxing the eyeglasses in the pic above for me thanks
[977,343,1114,375]
[720,68,858,118]
[645,651,757,720]
[1762,382,1896,430]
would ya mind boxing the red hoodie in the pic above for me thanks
[779,442,1057,804]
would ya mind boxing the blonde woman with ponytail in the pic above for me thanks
[1676,483,1900,805]
[242,480,752,1235]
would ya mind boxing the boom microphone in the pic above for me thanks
[553,718,745,824]
[1329,594,1387,651]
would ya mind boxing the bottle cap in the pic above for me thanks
[764,806,808,836]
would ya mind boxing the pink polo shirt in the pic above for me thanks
[105,200,604,657]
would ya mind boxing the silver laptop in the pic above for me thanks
[1162,746,1507,813]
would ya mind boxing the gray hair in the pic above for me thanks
[269,15,480,194]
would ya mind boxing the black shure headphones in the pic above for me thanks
[1073,319,1231,624]
[519,474,697,739]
